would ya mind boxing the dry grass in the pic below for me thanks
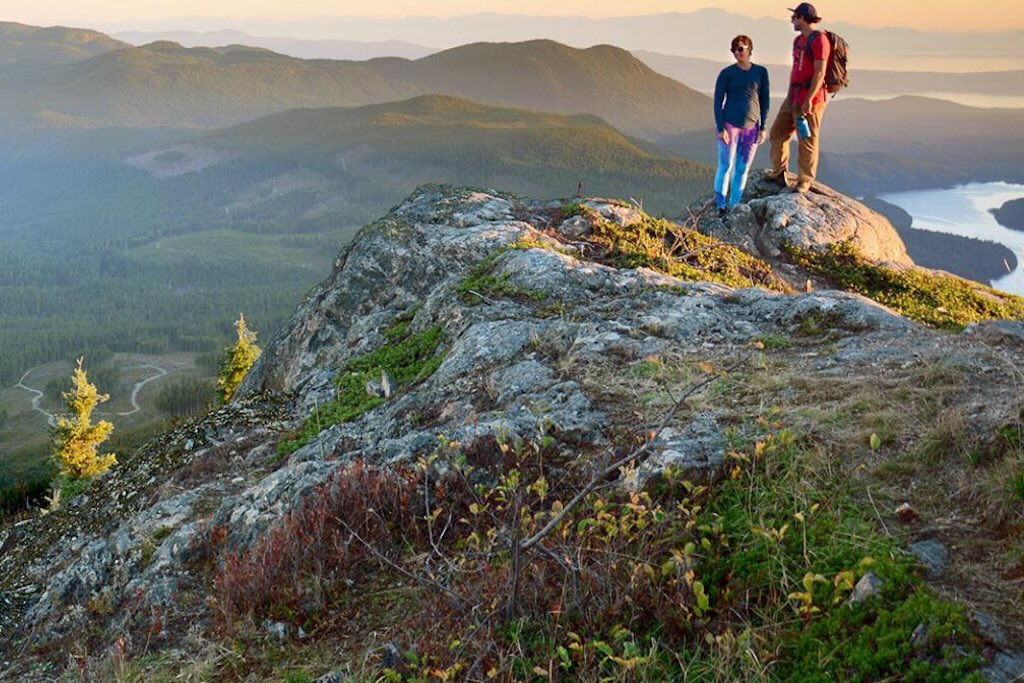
[580,339,1024,650]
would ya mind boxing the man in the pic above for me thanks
[766,2,830,193]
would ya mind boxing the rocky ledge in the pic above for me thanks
[1,184,1023,681]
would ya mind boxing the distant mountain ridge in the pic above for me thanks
[632,51,1024,99]
[0,21,128,65]
[0,36,709,139]
[101,9,1024,71]
[114,29,436,60]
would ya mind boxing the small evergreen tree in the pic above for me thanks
[217,313,262,403]
[53,358,117,479]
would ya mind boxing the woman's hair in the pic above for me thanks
[731,35,753,54]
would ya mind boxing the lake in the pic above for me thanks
[878,182,1024,295]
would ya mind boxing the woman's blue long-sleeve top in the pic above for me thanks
[713,63,770,133]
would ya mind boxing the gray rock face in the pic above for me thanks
[847,571,884,605]
[627,415,726,489]
[692,172,913,268]
[983,651,1024,683]
[908,539,950,579]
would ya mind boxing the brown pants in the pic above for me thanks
[768,95,827,189]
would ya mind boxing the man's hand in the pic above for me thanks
[800,99,812,116]
[718,129,731,144]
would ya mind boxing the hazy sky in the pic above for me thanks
[5,1,1024,32]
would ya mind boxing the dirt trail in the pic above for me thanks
[117,365,167,416]
[13,368,55,427]
[11,364,169,423]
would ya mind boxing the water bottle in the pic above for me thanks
[796,116,811,140]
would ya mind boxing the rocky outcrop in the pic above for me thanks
[2,184,1023,680]
[691,172,913,270]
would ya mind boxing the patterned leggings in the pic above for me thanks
[714,123,760,210]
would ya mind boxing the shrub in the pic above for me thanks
[212,420,985,681]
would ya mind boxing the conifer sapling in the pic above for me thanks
[53,357,117,479]
[217,313,262,403]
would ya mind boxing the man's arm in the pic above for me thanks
[802,34,830,114]
[802,59,827,114]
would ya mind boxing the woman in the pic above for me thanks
[713,35,770,215]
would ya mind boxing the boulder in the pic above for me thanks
[691,171,914,267]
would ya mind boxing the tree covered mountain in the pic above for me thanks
[0,36,710,139]
[0,95,711,388]
[0,21,127,65]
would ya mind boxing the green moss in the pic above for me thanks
[277,321,445,455]
[794,312,846,337]
[781,585,984,682]
[585,213,783,290]
[784,241,1024,329]
[754,333,792,349]
[140,540,156,569]
[457,248,548,305]
[696,426,984,682]
[1012,472,1024,502]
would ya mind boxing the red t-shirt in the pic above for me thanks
[790,31,830,107]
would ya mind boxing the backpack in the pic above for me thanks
[806,30,849,95]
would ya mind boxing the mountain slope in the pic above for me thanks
[2,184,1023,681]
[0,37,710,138]
[135,94,711,226]
[371,40,710,138]
[0,41,421,128]
[0,96,711,386]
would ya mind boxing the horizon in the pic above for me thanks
[6,2,1024,33]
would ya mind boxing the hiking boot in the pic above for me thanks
[790,182,812,194]
[717,207,729,218]
[763,172,788,187]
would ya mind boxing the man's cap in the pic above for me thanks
[788,3,822,21]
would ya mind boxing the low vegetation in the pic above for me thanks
[458,251,549,305]
[208,418,985,682]
[785,240,1024,328]
[216,314,262,403]
[276,315,445,456]
[51,358,116,480]
[566,204,785,291]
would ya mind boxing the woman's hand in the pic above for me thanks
[757,130,767,145]
[718,129,731,144]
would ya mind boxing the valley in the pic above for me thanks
[0,352,213,513]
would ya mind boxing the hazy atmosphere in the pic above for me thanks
[6,0,1024,31]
